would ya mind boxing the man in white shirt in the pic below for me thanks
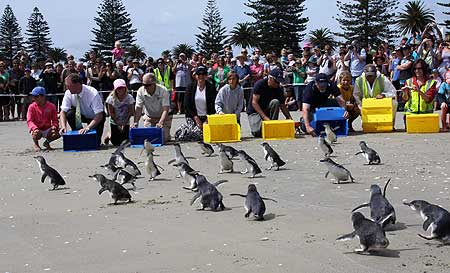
[60,73,106,145]
[132,73,172,142]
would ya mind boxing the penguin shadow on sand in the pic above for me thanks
[105,200,137,206]
[343,249,402,258]
[385,222,408,232]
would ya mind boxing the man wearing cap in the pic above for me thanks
[247,68,292,137]
[132,73,172,142]
[353,64,397,124]
[60,73,106,145]
[27,86,60,151]
[301,73,346,136]
[40,62,59,106]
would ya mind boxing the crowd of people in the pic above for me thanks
[1,22,450,150]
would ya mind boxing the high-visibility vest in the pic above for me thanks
[154,67,171,90]
[356,75,385,99]
[404,78,435,114]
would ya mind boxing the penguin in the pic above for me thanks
[218,149,234,173]
[167,143,189,165]
[318,135,333,157]
[190,174,227,211]
[89,174,132,205]
[34,156,66,191]
[145,151,163,181]
[173,162,199,191]
[101,153,120,173]
[352,179,396,229]
[320,158,354,183]
[113,168,140,191]
[323,123,337,144]
[217,143,239,159]
[115,151,142,177]
[261,142,285,171]
[140,138,156,157]
[230,184,277,221]
[403,200,450,243]
[355,141,381,165]
[336,212,390,254]
[237,150,262,178]
[198,141,214,157]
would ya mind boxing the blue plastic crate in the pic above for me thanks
[129,127,164,148]
[63,130,98,152]
[312,107,348,137]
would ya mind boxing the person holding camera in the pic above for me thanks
[127,59,144,96]
[174,53,193,114]
[344,41,366,83]
[318,44,337,80]
[437,38,450,79]
[40,62,59,107]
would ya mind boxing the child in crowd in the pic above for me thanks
[105,79,135,146]
[436,71,450,131]
[337,71,360,132]
[26,87,60,151]
[111,40,126,63]
[305,56,318,83]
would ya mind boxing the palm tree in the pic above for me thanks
[47,47,67,63]
[161,49,171,59]
[396,0,435,36]
[308,28,335,50]
[126,44,146,61]
[172,43,195,58]
[228,22,258,49]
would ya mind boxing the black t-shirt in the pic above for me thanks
[246,78,285,115]
[302,81,341,111]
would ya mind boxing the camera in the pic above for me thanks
[348,45,354,51]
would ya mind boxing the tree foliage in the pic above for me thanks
[25,7,52,61]
[227,22,258,49]
[0,5,23,65]
[438,1,450,35]
[91,0,137,54]
[47,47,67,63]
[336,0,399,47]
[396,0,435,36]
[195,0,227,55]
[308,28,335,50]
[245,0,308,53]
[126,44,146,61]
[172,43,195,59]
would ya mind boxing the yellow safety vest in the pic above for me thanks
[356,75,384,99]
[404,78,435,114]
[154,67,171,90]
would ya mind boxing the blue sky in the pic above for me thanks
[2,0,445,58]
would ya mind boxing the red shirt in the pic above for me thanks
[409,76,437,101]
[27,101,58,132]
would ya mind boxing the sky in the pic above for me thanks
[2,0,445,59]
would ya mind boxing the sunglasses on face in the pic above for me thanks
[143,83,153,87]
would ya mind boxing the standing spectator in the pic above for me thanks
[305,56,319,83]
[8,59,24,119]
[250,56,264,85]
[417,38,437,69]
[335,48,349,83]
[374,55,389,77]
[115,61,128,83]
[437,38,450,79]
[345,41,367,82]
[247,68,292,137]
[55,63,65,107]
[397,45,414,86]
[77,62,88,84]
[87,58,102,91]
[0,75,10,121]
[60,73,106,146]
[61,60,77,91]
[301,42,313,65]
[127,59,144,96]
[40,62,59,107]
[100,62,116,101]
[144,57,155,74]
[184,66,216,129]
[26,87,60,151]
[318,44,336,80]
[86,50,97,68]
[289,60,306,110]
[235,54,251,109]
[30,62,41,81]
[223,45,233,58]
[215,71,244,123]
[153,58,172,91]
[174,53,192,114]
[18,68,37,120]
[111,40,126,63]
[436,71,450,129]
[390,47,403,90]
[133,73,172,142]
[105,79,134,145]
[213,56,230,90]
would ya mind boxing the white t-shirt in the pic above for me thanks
[128,68,143,84]
[106,94,135,125]
[194,85,207,116]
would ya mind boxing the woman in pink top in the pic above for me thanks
[27,87,60,151]
[250,56,264,85]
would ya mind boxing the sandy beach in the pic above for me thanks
[1,111,450,273]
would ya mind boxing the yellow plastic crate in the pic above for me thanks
[262,120,295,140]
[203,124,241,143]
[206,114,237,125]
[406,113,440,133]
[362,98,393,133]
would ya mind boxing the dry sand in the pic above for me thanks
[1,112,450,273]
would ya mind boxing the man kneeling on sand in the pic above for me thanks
[26,86,60,151]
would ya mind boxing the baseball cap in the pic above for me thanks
[132,59,140,63]
[113,79,127,90]
[31,86,46,96]
[364,64,377,77]
[269,68,285,84]
[24,67,31,72]
[45,62,53,67]
[196,66,207,75]
[303,42,313,49]
[315,73,329,87]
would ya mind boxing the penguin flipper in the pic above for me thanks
[336,231,356,241]
[229,193,247,198]
[98,187,107,195]
[423,217,434,231]
[351,203,369,212]
[41,173,47,183]
[213,180,228,187]
[190,192,202,205]
[382,178,392,197]
[325,171,330,178]
[167,159,176,164]
[355,151,363,155]
[156,164,165,171]
[261,197,278,203]
[380,212,395,227]
[418,233,436,240]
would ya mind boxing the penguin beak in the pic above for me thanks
[402,201,411,206]
[319,158,327,162]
